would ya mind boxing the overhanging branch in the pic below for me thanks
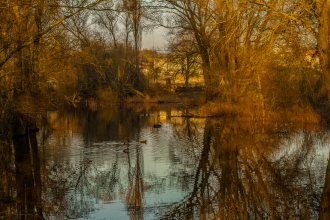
[0,0,105,69]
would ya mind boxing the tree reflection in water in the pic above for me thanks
[1,107,330,219]
[319,151,330,219]
[125,145,145,220]
[0,118,44,220]
[0,140,13,220]
[161,118,330,220]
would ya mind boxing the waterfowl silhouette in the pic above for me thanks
[153,124,161,128]
[140,140,147,144]
[123,148,129,153]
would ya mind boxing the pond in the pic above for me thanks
[1,104,330,219]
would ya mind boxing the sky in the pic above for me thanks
[142,27,166,50]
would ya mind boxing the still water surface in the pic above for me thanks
[42,105,204,219]
[1,104,330,219]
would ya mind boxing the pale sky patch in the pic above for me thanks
[142,27,166,49]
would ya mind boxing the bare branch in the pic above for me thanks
[0,0,105,69]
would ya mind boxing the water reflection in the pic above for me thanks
[161,119,330,220]
[1,105,330,219]
[0,121,43,219]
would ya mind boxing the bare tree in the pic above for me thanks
[167,31,200,88]
[250,0,330,108]
[0,0,107,136]
[150,0,220,101]
[124,0,143,84]
[0,0,106,69]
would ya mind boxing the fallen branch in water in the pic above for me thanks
[166,113,226,118]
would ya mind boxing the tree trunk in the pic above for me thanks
[316,0,330,107]
[200,50,215,102]
[28,121,44,219]
[319,152,330,220]
[185,72,189,88]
